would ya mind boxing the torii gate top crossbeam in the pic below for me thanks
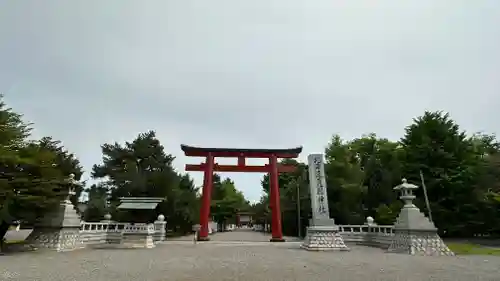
[180,144,302,158]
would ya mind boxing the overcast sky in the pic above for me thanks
[1,1,499,203]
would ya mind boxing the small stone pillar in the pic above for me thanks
[365,216,376,226]
[363,216,378,247]
[301,154,349,251]
[387,179,454,256]
[153,214,167,243]
[100,213,121,245]
[101,213,113,223]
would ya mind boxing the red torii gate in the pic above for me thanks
[181,144,302,242]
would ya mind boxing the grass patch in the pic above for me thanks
[447,242,500,256]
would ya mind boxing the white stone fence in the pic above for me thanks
[338,223,395,249]
[252,217,394,248]
[336,217,394,248]
[79,214,166,247]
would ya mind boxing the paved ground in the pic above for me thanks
[169,229,301,242]
[1,230,500,281]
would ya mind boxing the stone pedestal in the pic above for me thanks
[301,225,350,251]
[387,205,454,256]
[26,199,83,252]
[122,224,156,249]
[388,230,454,256]
[387,179,454,256]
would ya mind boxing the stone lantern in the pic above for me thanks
[387,178,454,256]
[26,174,84,252]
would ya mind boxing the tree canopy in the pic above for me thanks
[2,94,499,241]
[0,96,83,244]
[210,175,249,228]
[90,131,199,232]
[257,111,500,238]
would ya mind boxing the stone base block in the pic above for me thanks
[26,227,84,252]
[301,226,350,251]
[122,233,155,249]
[388,231,454,256]
[270,237,286,242]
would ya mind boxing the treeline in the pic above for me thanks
[0,96,249,242]
[0,97,85,243]
[85,130,249,234]
[252,111,500,238]
[2,94,499,242]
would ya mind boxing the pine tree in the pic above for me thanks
[0,96,76,245]
[400,111,480,236]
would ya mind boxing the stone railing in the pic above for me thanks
[252,224,271,232]
[79,222,126,245]
[78,214,166,248]
[338,218,394,249]
[122,223,155,233]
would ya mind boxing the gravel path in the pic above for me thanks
[1,231,499,281]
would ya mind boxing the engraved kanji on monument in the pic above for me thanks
[308,154,334,226]
[301,154,349,251]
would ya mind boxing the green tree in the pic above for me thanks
[468,134,500,235]
[260,159,309,236]
[211,176,249,229]
[400,111,482,236]
[161,173,199,234]
[83,183,109,222]
[38,137,84,206]
[324,134,366,224]
[250,196,271,226]
[92,131,178,222]
[0,97,75,245]
[346,134,402,224]
[92,131,199,234]
[0,96,30,239]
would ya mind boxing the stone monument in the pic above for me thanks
[387,179,454,256]
[301,154,349,251]
[27,174,84,252]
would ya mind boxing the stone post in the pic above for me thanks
[365,216,376,226]
[387,179,454,256]
[153,214,167,243]
[101,213,113,223]
[301,154,349,251]
[364,216,377,247]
